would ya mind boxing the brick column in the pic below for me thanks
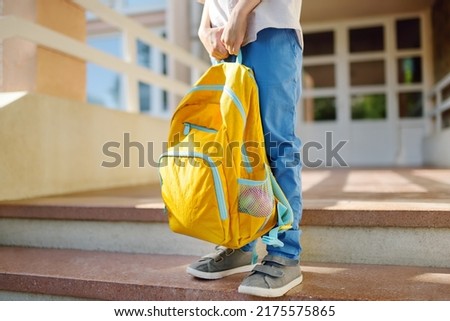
[1,0,86,102]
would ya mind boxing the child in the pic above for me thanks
[187,0,304,298]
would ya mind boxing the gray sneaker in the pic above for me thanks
[186,246,257,280]
[238,254,303,297]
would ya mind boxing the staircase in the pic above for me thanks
[1,168,450,300]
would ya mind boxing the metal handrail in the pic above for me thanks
[73,0,209,72]
[428,72,450,132]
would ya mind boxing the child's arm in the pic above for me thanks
[198,0,229,60]
[221,0,262,55]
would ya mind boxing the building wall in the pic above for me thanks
[0,93,169,201]
[432,0,450,81]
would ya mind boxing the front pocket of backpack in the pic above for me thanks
[159,151,228,244]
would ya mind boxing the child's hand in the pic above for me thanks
[220,0,260,56]
[199,26,229,61]
[221,12,248,56]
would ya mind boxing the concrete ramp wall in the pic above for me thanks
[0,92,169,201]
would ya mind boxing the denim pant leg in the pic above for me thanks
[240,28,303,260]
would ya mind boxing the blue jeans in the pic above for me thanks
[231,28,303,260]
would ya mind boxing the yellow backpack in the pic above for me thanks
[159,58,293,249]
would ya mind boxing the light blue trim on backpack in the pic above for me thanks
[189,85,246,123]
[188,84,252,173]
[237,170,268,186]
[236,50,243,64]
[261,169,294,247]
[241,145,253,174]
[223,86,246,122]
[261,203,289,247]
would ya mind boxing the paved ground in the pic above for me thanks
[303,168,450,202]
[302,168,450,214]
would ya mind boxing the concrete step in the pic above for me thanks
[1,168,450,267]
[1,246,450,301]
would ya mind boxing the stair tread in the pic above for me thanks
[1,246,449,300]
[1,168,450,228]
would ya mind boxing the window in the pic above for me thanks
[396,18,421,49]
[351,94,386,120]
[348,26,386,121]
[87,34,124,109]
[139,82,151,113]
[303,64,335,88]
[398,57,422,84]
[161,52,168,111]
[302,30,336,123]
[136,34,168,114]
[123,0,165,10]
[398,92,422,118]
[442,109,450,129]
[303,31,334,56]
[349,26,384,53]
[100,0,166,13]
[137,39,152,68]
[137,39,153,113]
[350,60,385,86]
[301,15,425,126]
[304,97,337,122]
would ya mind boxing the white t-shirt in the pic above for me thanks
[203,0,303,47]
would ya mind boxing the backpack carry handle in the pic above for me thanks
[236,50,243,64]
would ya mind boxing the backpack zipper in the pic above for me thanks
[183,122,218,136]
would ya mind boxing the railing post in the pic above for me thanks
[123,30,139,113]
[425,93,434,136]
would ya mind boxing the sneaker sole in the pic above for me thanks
[186,264,256,280]
[238,273,303,297]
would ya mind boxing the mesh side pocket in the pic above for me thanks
[238,177,274,218]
